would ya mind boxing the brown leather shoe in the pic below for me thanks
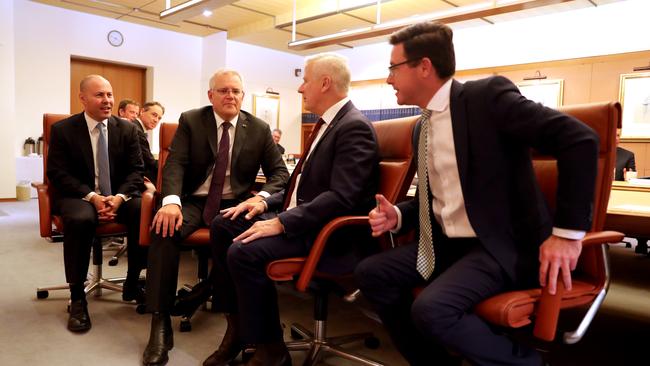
[142,313,173,366]
[244,342,291,366]
[203,314,242,366]
[67,299,91,332]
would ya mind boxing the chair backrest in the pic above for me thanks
[156,122,178,189]
[536,102,619,282]
[42,113,72,185]
[373,116,418,205]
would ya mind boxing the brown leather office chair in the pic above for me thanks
[139,122,213,331]
[474,101,624,344]
[265,116,418,366]
[35,113,153,300]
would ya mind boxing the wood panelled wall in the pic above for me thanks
[348,50,650,175]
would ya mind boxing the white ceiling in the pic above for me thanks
[32,0,626,55]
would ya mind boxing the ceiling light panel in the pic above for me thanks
[186,3,267,29]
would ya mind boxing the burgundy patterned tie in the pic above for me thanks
[202,121,232,225]
[282,118,326,211]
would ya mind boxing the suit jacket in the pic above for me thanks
[397,76,599,281]
[266,101,380,261]
[276,143,285,155]
[162,106,288,201]
[47,113,144,207]
[615,146,635,181]
[132,119,158,182]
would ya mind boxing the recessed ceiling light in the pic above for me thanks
[202,9,212,17]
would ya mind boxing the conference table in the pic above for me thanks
[605,180,650,254]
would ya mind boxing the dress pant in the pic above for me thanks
[210,214,310,344]
[355,238,542,366]
[145,196,237,313]
[56,196,143,285]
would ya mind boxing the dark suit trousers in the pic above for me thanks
[210,214,310,344]
[57,197,143,285]
[145,196,237,312]
[355,239,542,366]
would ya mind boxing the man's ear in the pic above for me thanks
[321,75,332,92]
[419,57,436,78]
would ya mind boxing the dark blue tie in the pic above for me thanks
[96,122,111,195]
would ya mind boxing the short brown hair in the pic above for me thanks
[389,22,455,79]
[142,101,165,115]
[118,99,140,112]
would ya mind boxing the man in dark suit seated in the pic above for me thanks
[201,53,379,366]
[615,129,636,181]
[118,99,140,121]
[47,75,146,332]
[132,101,164,182]
[272,128,285,155]
[354,22,599,366]
[142,69,289,366]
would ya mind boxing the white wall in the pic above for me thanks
[342,0,650,81]
[201,32,228,105]
[0,0,17,198]
[225,41,304,154]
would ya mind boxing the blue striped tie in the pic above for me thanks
[96,123,111,195]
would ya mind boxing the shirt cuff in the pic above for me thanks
[162,195,182,208]
[552,227,586,240]
[261,200,268,212]
[390,205,402,234]
[83,192,97,202]
[116,193,130,202]
[257,191,270,198]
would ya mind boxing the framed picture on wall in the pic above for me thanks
[253,93,280,129]
[516,79,564,109]
[619,72,650,138]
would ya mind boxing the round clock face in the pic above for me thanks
[107,30,124,47]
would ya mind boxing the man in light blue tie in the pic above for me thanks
[47,75,145,333]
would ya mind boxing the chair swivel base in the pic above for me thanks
[286,320,383,366]
[36,263,124,299]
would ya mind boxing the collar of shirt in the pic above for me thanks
[426,78,453,112]
[320,97,350,126]
[213,110,239,129]
[84,112,108,133]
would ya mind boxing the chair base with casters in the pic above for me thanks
[36,226,128,300]
[103,236,128,266]
[283,284,383,366]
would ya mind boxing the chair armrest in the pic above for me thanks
[32,182,52,238]
[295,216,369,292]
[532,230,624,341]
[139,180,157,246]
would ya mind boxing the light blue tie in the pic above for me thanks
[96,122,111,195]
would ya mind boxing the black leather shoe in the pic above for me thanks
[203,314,242,366]
[244,342,291,366]
[171,280,212,317]
[143,313,173,366]
[123,281,146,303]
[68,299,91,332]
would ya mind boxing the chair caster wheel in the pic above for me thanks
[290,328,304,340]
[136,304,147,314]
[180,319,192,332]
[364,336,380,349]
[37,290,49,299]
[108,258,118,266]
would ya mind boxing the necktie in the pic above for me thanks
[203,121,232,225]
[96,122,111,196]
[416,109,435,280]
[282,118,326,211]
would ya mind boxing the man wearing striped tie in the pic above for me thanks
[47,75,145,333]
[355,22,599,366]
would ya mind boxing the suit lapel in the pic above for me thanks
[75,113,95,180]
[231,111,248,168]
[203,108,218,158]
[450,80,469,193]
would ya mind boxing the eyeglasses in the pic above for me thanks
[213,88,243,97]
[387,58,421,76]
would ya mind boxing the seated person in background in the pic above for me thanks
[272,128,285,154]
[133,102,165,182]
[118,99,141,121]
[355,22,599,366]
[142,69,289,366]
[202,52,379,366]
[615,129,636,181]
[47,75,146,332]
